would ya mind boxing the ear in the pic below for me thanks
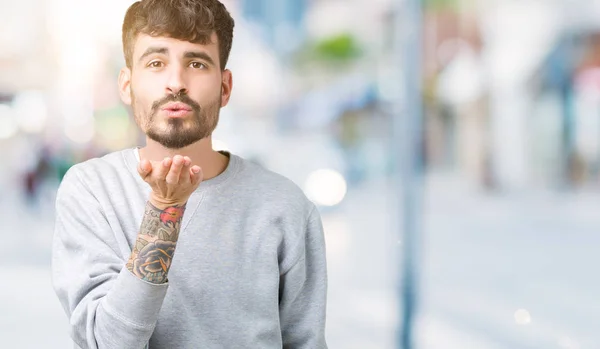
[118,67,132,106]
[220,69,233,107]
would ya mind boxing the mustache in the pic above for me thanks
[151,93,201,114]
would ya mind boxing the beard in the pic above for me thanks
[132,90,221,149]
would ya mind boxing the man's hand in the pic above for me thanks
[127,155,202,283]
[137,155,203,209]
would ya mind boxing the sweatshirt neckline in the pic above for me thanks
[123,146,241,193]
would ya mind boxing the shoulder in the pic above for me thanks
[58,149,133,196]
[233,155,317,218]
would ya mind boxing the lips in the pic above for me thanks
[162,102,192,112]
[162,102,192,118]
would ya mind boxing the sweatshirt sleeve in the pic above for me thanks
[279,206,328,349]
[51,166,167,349]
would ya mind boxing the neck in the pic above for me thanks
[139,137,229,181]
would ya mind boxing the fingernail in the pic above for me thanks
[192,167,200,173]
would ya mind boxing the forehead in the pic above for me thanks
[133,33,219,61]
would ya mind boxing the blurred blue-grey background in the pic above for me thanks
[1,0,599,348]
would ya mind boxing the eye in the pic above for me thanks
[190,62,207,69]
[148,61,163,68]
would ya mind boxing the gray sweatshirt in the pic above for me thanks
[51,148,328,349]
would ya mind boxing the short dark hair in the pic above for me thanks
[122,0,235,70]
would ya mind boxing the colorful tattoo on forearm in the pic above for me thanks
[126,202,186,284]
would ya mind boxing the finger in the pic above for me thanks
[137,159,152,180]
[166,155,184,184]
[189,165,201,176]
[189,165,200,179]
[190,166,203,186]
[154,157,172,180]
[179,157,192,184]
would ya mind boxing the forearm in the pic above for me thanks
[82,201,185,348]
[126,200,186,284]
[90,270,169,349]
[53,181,173,348]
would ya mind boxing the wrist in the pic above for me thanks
[149,194,187,210]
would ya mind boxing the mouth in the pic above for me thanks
[161,102,193,118]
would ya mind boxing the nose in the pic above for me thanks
[165,64,188,96]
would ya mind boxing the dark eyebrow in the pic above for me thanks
[183,51,216,67]
[138,47,168,64]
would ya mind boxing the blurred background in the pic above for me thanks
[1,0,599,348]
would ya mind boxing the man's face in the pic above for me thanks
[119,33,232,149]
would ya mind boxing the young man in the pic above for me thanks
[51,1,328,348]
